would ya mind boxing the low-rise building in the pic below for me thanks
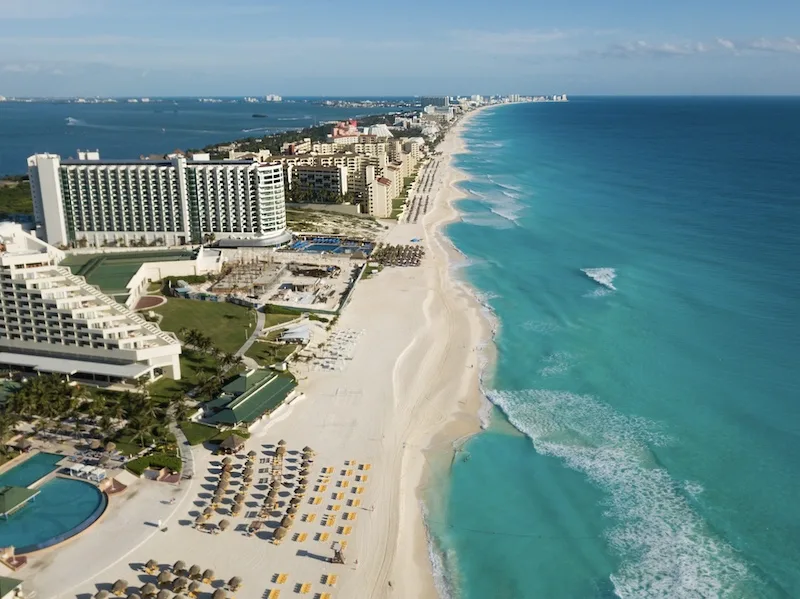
[0,222,182,384]
[281,137,312,155]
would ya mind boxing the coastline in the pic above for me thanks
[392,103,503,598]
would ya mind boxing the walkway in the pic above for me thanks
[235,310,265,358]
[170,423,194,480]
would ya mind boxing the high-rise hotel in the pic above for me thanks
[0,223,181,383]
[27,151,290,248]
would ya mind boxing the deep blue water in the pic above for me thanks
[428,98,800,599]
[0,99,398,176]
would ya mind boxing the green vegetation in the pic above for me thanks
[179,421,220,446]
[154,298,256,354]
[245,342,298,367]
[126,452,182,476]
[0,180,33,215]
[263,303,304,316]
[362,264,383,279]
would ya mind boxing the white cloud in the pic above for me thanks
[0,0,106,19]
[716,38,736,51]
[746,37,800,54]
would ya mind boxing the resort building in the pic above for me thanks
[0,223,182,383]
[286,165,348,200]
[27,152,290,248]
[280,137,312,155]
[420,96,450,107]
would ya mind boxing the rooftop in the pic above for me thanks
[206,371,296,426]
[0,485,40,518]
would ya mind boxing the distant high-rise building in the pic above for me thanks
[420,96,449,108]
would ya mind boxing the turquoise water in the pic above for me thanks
[0,453,105,551]
[0,452,63,487]
[428,99,800,598]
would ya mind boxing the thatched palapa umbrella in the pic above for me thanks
[278,439,287,446]
[212,589,227,599]
[276,446,286,457]
[194,514,204,527]
[202,569,215,583]
[287,506,297,515]
[299,467,310,476]
[231,504,242,516]
[273,526,287,541]
[250,520,262,533]
[188,583,201,596]
[302,445,313,454]
[106,441,117,453]
[219,519,231,532]
[139,583,157,597]
[90,438,101,450]
[188,565,201,579]
[227,577,243,591]
[156,591,171,599]
[280,515,293,528]
[171,578,189,592]
[289,496,300,506]
[234,493,246,503]
[94,591,109,599]
[145,559,159,571]
[247,450,257,458]
[157,570,173,586]
[222,457,233,465]
[172,561,186,575]
[298,477,308,486]
[222,463,233,473]
[112,580,129,595]
[203,507,214,518]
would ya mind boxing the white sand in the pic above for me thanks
[12,109,494,599]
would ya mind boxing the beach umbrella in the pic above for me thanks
[188,565,201,579]
[106,441,116,453]
[213,489,224,500]
[234,492,246,503]
[223,464,233,473]
[250,520,262,532]
[302,446,313,453]
[172,561,186,575]
[188,583,201,595]
[227,577,242,591]
[289,496,300,506]
[212,590,226,599]
[112,580,129,595]
[157,570,173,586]
[276,446,286,457]
[274,526,287,541]
[267,489,278,500]
[231,504,242,516]
[219,519,231,531]
[287,506,297,515]
[298,477,308,486]
[248,450,257,458]
[278,439,287,446]
[202,569,215,583]
[280,515,293,528]
[140,583,157,597]
[171,578,189,592]
[146,559,159,571]
[203,507,214,516]
[156,591,171,599]
[90,439,101,450]
[299,467,310,476]
[222,457,233,465]
[94,591,109,599]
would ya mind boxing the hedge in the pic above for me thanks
[126,453,182,476]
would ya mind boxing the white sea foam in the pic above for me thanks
[422,503,459,599]
[522,319,560,334]
[461,212,515,230]
[487,389,750,598]
[65,117,84,126]
[582,267,617,290]
[584,287,614,299]
[684,480,705,497]
[538,351,574,377]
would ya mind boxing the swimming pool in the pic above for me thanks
[0,453,107,553]
[0,452,63,488]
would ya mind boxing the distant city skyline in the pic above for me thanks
[1,0,799,96]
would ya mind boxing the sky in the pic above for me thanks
[1,0,799,96]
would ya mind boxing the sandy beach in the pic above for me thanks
[12,107,495,599]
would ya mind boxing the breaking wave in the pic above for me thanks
[582,267,617,290]
[487,388,752,598]
[65,117,84,126]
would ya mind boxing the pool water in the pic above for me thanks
[0,452,63,487]
[0,453,106,552]
[0,477,105,552]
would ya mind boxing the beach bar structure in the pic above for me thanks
[0,486,40,520]
[68,464,107,482]
[204,370,296,427]
[0,576,23,599]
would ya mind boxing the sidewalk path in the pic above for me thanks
[235,310,265,357]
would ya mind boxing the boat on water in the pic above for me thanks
[252,114,268,118]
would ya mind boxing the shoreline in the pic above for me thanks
[393,103,506,598]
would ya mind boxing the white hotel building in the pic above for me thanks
[27,152,290,248]
[0,223,181,383]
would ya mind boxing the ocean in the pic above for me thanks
[0,98,399,176]
[428,98,800,599]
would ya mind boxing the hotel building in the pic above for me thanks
[27,152,290,248]
[286,165,348,199]
[0,223,182,383]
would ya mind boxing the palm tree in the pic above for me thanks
[220,352,242,371]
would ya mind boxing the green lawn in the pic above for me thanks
[154,298,257,354]
[179,421,251,446]
[245,342,298,366]
[148,351,218,404]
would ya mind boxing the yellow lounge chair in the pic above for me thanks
[346,469,354,476]
[327,575,338,587]
[340,541,348,549]
[313,497,322,505]
[343,526,353,535]
[267,590,281,599]
[333,492,344,500]
[319,594,331,599]
[297,533,308,542]
[333,504,341,511]
[300,583,311,594]
[305,514,317,522]
[319,532,330,542]
[340,481,349,488]
[277,573,288,584]
[352,499,361,507]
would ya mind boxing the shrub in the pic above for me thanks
[126,453,182,476]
